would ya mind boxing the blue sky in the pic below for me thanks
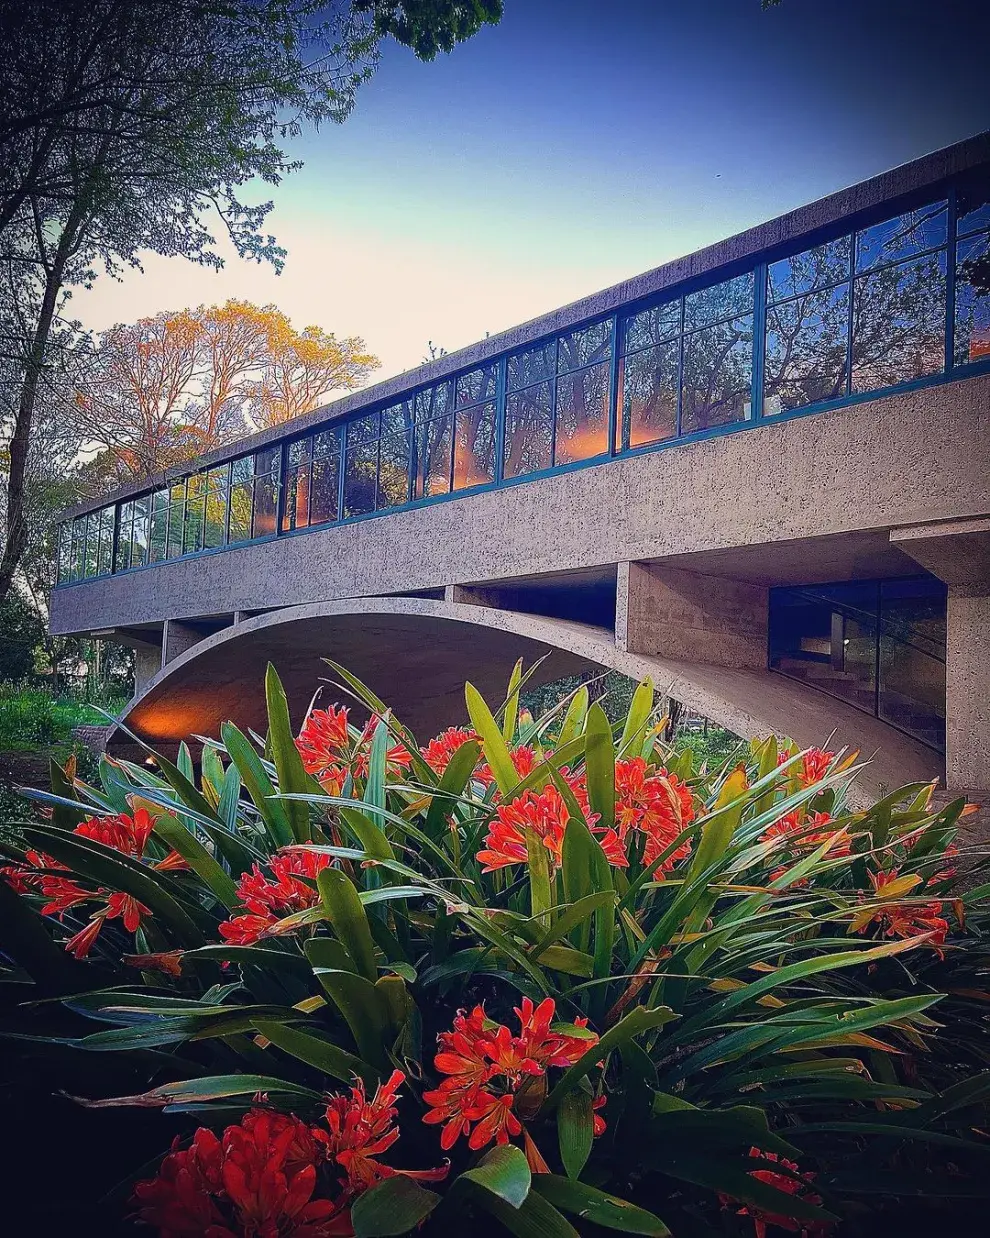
[78,0,990,381]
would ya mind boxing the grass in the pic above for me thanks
[0,683,127,752]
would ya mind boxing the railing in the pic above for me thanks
[55,167,990,587]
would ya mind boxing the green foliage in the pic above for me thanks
[356,0,503,59]
[0,591,45,681]
[0,661,987,1235]
[0,682,126,751]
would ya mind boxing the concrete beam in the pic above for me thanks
[891,516,990,587]
[162,619,207,666]
[445,584,502,608]
[945,590,990,795]
[616,561,768,670]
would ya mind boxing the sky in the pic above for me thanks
[75,0,990,385]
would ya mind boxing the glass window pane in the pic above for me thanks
[381,401,413,435]
[684,272,754,330]
[204,465,228,549]
[855,201,947,271]
[768,235,851,302]
[414,383,452,422]
[287,437,311,466]
[954,230,990,367]
[57,523,72,583]
[166,483,185,559]
[114,504,131,573]
[309,453,340,525]
[769,582,878,715]
[344,440,377,518]
[378,430,411,509]
[554,361,610,465]
[252,448,279,538]
[183,477,204,555]
[281,463,310,532]
[764,285,850,414]
[680,316,754,433]
[619,341,678,449]
[149,490,169,563]
[131,494,150,568]
[454,401,496,490]
[230,455,252,486]
[878,578,946,751]
[507,342,555,392]
[98,507,114,576]
[503,381,553,479]
[347,413,379,446]
[622,300,681,354]
[851,251,946,393]
[957,169,990,237]
[84,511,99,577]
[228,482,253,543]
[314,428,342,458]
[557,320,612,373]
[415,415,453,498]
[456,365,498,407]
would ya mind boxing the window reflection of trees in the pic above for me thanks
[681,315,753,432]
[454,365,498,489]
[414,383,453,499]
[851,252,946,393]
[504,381,552,479]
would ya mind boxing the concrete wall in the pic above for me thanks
[51,373,990,636]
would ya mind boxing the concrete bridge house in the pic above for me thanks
[51,134,990,812]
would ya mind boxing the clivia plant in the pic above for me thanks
[1,658,988,1236]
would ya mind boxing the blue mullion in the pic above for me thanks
[751,264,767,423]
[607,312,620,455]
[550,337,560,467]
[674,298,686,437]
[494,355,507,483]
[945,188,957,374]
[274,441,289,537]
[845,231,856,396]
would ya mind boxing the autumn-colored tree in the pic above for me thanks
[75,301,379,482]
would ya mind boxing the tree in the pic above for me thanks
[73,301,378,482]
[0,0,499,605]
[354,0,502,59]
[0,588,45,681]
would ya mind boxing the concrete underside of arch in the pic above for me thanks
[112,598,941,808]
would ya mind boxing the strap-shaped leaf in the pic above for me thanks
[618,679,654,757]
[424,739,480,837]
[556,686,589,749]
[145,803,239,909]
[351,1176,441,1237]
[0,870,89,993]
[461,1144,531,1208]
[465,681,518,796]
[254,1019,376,1086]
[584,702,615,832]
[222,720,293,848]
[533,1175,669,1235]
[318,867,378,982]
[557,1087,593,1179]
[502,657,524,743]
[75,1074,321,1108]
[310,967,388,1068]
[265,664,313,844]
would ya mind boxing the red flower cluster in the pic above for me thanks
[295,707,412,795]
[0,807,185,958]
[614,757,695,873]
[133,1074,443,1237]
[759,810,850,885]
[316,1070,446,1195]
[423,998,599,1151]
[420,727,478,776]
[475,744,539,792]
[778,747,835,788]
[476,782,627,873]
[219,850,332,945]
[720,1148,832,1238]
[853,869,949,955]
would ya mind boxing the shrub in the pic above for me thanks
[0,660,988,1236]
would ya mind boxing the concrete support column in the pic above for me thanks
[945,587,990,795]
[133,643,161,695]
[162,619,205,666]
[616,560,769,669]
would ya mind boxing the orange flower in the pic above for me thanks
[476,744,539,791]
[124,950,185,977]
[218,849,332,945]
[423,999,597,1152]
[719,1148,832,1238]
[477,785,571,873]
[614,758,694,874]
[421,727,478,776]
[296,705,351,792]
[851,869,949,956]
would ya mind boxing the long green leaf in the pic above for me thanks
[557,1087,593,1179]
[147,806,239,909]
[75,1074,321,1108]
[254,1019,376,1086]
[584,702,615,832]
[318,867,378,983]
[352,1176,441,1237]
[618,679,655,757]
[460,1144,531,1208]
[265,664,313,843]
[533,1176,669,1236]
[465,682,518,796]
[222,720,293,848]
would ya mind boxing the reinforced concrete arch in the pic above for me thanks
[112,597,941,807]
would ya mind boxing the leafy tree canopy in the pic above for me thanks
[355,0,503,59]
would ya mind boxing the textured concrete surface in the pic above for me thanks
[617,561,768,669]
[59,130,990,523]
[945,591,990,794]
[50,374,990,636]
[110,597,941,809]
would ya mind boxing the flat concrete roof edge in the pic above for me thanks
[61,128,990,521]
